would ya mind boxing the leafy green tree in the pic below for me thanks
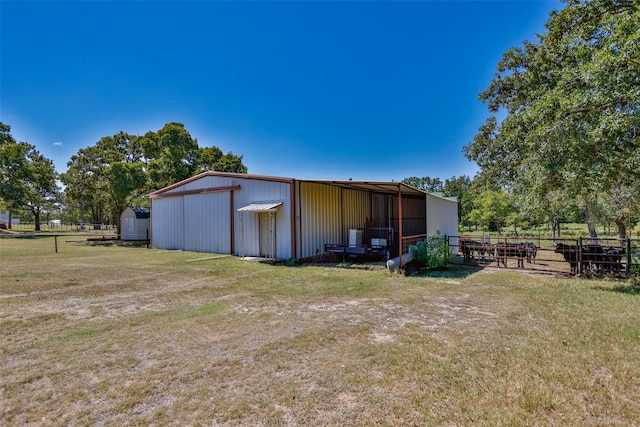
[141,122,200,190]
[402,176,444,193]
[60,146,107,225]
[468,189,516,234]
[589,184,640,237]
[464,0,640,237]
[63,123,248,235]
[0,123,26,227]
[0,123,59,231]
[61,132,147,234]
[442,175,472,229]
[402,175,474,229]
[198,146,247,174]
[104,161,147,231]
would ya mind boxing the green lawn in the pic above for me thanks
[1,236,639,425]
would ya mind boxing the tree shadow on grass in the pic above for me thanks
[412,264,478,279]
[593,278,640,296]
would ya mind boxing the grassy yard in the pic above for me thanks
[1,236,639,426]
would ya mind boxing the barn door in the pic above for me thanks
[259,212,275,258]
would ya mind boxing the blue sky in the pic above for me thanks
[1,0,559,182]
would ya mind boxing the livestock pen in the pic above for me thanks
[451,236,638,277]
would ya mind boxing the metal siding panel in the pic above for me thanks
[342,188,369,237]
[370,193,390,228]
[299,182,341,258]
[154,175,294,257]
[184,193,231,253]
[151,197,184,249]
[426,195,458,239]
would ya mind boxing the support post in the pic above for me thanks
[578,237,583,275]
[397,185,403,269]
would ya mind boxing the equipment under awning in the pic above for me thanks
[237,201,283,212]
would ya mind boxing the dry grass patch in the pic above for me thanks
[1,236,639,425]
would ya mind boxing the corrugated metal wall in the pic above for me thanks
[183,192,231,253]
[297,182,340,258]
[296,182,370,258]
[341,188,369,239]
[152,175,293,258]
[370,193,391,229]
[151,197,184,249]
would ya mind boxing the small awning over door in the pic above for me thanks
[237,201,282,212]
[237,201,282,259]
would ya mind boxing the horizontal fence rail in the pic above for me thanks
[449,235,639,277]
[1,223,118,233]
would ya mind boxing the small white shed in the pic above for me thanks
[120,207,150,241]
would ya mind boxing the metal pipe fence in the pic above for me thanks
[450,235,640,277]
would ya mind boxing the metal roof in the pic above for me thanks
[148,172,428,199]
[128,206,150,219]
[237,201,283,212]
[302,180,425,197]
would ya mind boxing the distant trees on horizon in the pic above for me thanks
[0,121,247,231]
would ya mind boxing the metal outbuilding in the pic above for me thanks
[120,206,150,241]
[149,172,458,260]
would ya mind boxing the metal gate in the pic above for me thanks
[448,235,637,277]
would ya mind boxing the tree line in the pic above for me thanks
[0,122,246,231]
[402,174,638,238]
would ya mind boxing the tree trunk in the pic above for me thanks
[7,209,12,229]
[615,218,626,238]
[112,209,122,239]
[551,218,560,239]
[584,208,598,241]
[34,209,41,231]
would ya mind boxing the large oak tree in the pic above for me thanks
[464,0,639,237]
[62,122,248,232]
